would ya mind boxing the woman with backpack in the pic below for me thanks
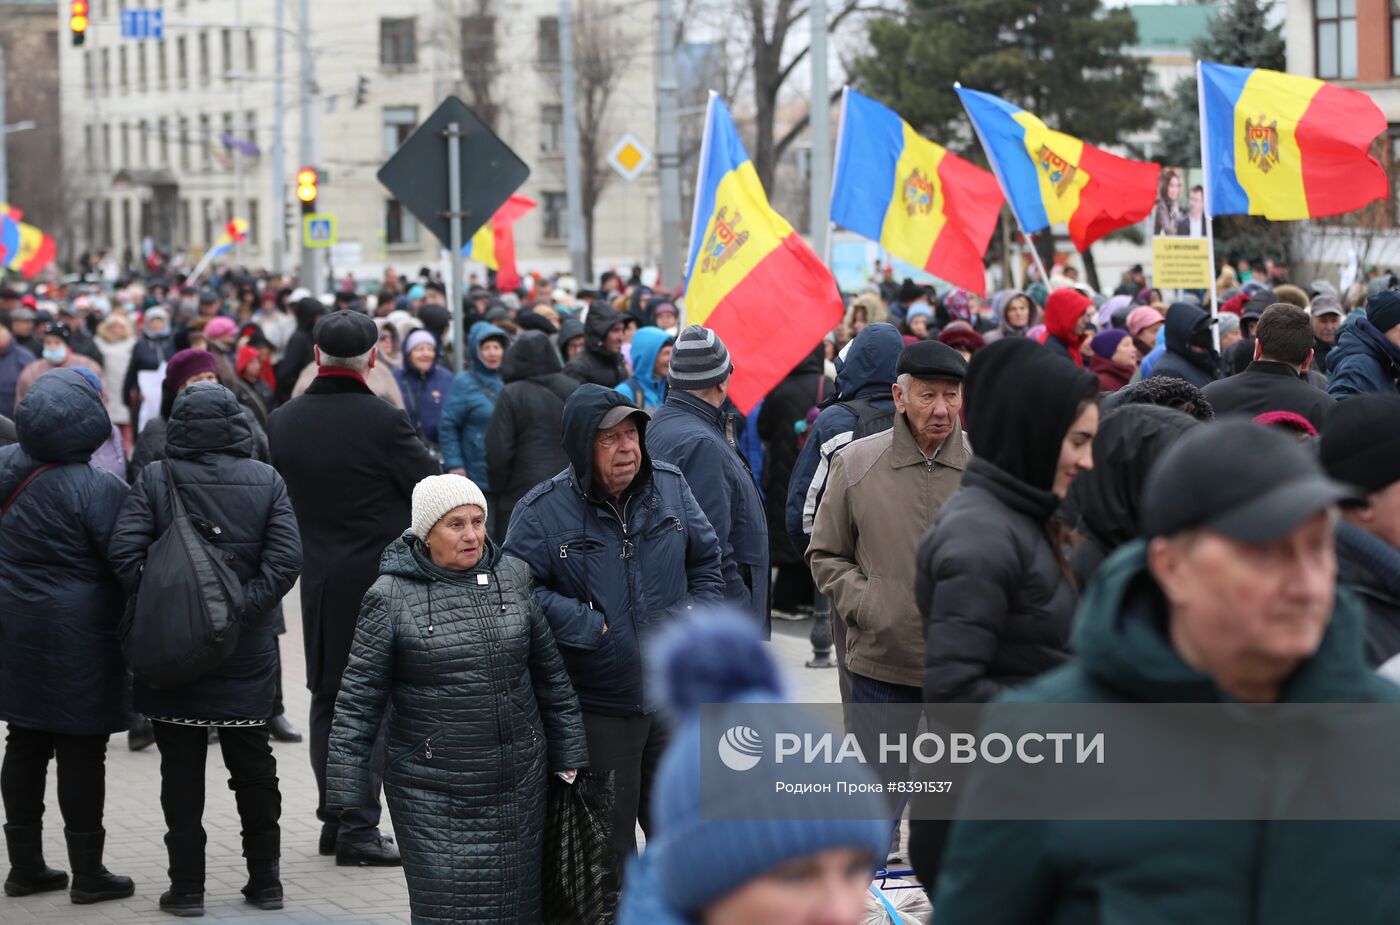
[109,382,302,917]
[613,325,673,412]
[0,371,134,906]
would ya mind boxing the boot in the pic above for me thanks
[127,716,155,752]
[266,714,302,744]
[159,889,204,917]
[64,828,134,904]
[3,824,67,896]
[240,859,283,910]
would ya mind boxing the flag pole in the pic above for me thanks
[956,82,1052,293]
[680,91,719,331]
[183,247,220,288]
[1196,60,1221,351]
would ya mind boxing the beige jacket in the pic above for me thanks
[291,358,405,410]
[808,412,969,688]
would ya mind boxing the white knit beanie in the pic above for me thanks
[411,475,488,541]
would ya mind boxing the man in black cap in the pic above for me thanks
[1321,394,1400,671]
[266,310,439,866]
[809,340,969,808]
[934,421,1400,923]
[647,325,770,631]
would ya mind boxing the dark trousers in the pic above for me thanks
[309,688,384,844]
[580,712,669,892]
[152,723,280,894]
[1,725,106,832]
[272,649,285,718]
[849,672,923,833]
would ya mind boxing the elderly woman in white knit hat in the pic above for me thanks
[325,474,589,925]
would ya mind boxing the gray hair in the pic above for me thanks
[318,346,374,371]
[896,373,912,394]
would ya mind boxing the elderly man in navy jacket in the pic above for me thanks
[647,325,771,634]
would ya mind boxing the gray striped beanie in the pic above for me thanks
[668,325,732,391]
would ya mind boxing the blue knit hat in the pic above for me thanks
[642,612,890,916]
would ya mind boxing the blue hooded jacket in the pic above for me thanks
[784,322,903,540]
[392,340,456,450]
[439,322,508,485]
[1327,313,1400,400]
[615,326,673,411]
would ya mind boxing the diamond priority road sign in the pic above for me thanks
[607,133,652,183]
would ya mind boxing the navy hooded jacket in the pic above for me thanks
[784,323,903,541]
[1148,302,1221,390]
[503,384,725,715]
[1328,314,1400,400]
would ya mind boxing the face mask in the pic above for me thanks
[42,347,67,364]
[147,326,170,339]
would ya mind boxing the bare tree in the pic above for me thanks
[573,0,627,275]
[448,0,501,128]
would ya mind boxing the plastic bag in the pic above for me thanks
[543,768,616,925]
[864,879,932,925]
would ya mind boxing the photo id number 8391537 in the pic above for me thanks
[888,781,953,794]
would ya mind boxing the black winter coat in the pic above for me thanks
[109,384,302,721]
[1200,360,1334,430]
[129,407,271,483]
[503,385,726,715]
[327,535,589,925]
[758,345,829,566]
[1338,521,1400,670]
[486,332,577,529]
[562,303,629,387]
[1148,302,1221,389]
[0,371,129,735]
[917,457,1077,703]
[121,332,177,416]
[274,299,324,404]
[266,373,441,694]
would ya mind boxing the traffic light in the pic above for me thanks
[296,167,319,213]
[69,0,89,46]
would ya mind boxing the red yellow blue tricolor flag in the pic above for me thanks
[0,204,23,267]
[0,206,55,280]
[956,85,1160,252]
[1199,61,1388,220]
[207,218,249,259]
[463,194,536,293]
[831,88,1002,295]
[684,93,843,413]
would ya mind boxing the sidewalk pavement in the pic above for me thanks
[6,592,837,923]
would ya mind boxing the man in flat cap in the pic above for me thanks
[266,310,439,867]
[808,340,970,811]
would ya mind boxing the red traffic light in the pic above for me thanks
[70,0,89,43]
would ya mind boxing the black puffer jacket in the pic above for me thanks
[275,297,324,403]
[121,331,177,417]
[1066,405,1199,587]
[0,372,129,735]
[326,534,589,925]
[109,383,302,721]
[758,344,829,566]
[486,332,578,528]
[917,338,1098,703]
[563,302,629,387]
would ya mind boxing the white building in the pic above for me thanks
[58,0,661,281]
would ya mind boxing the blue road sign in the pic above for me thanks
[120,8,164,40]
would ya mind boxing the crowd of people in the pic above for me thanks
[0,251,1399,923]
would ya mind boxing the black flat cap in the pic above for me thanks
[1142,421,1359,543]
[897,340,968,381]
[313,309,377,357]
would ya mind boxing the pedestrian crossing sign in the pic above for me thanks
[303,214,337,248]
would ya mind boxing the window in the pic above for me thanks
[385,199,419,245]
[222,112,234,158]
[84,126,94,169]
[137,44,147,90]
[1316,0,1356,79]
[100,48,109,92]
[247,199,259,245]
[542,191,567,240]
[382,106,417,156]
[381,18,417,66]
[199,31,210,83]
[180,199,191,246]
[178,116,190,169]
[1392,0,1400,76]
[121,200,132,253]
[540,104,563,155]
[120,122,130,167]
[199,115,211,169]
[460,15,497,67]
[221,28,232,78]
[225,198,235,228]
[176,36,187,85]
[245,30,256,74]
[158,118,169,165]
[102,124,111,168]
[119,47,128,90]
[85,201,95,248]
[537,16,560,65]
[157,39,167,86]
[138,120,149,166]
[201,199,213,245]
[102,200,113,247]
[83,51,93,91]
[245,110,257,153]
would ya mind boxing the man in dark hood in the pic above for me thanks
[1148,302,1221,389]
[563,302,629,387]
[503,384,723,895]
[275,297,325,404]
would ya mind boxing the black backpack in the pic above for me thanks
[119,461,244,690]
[843,395,896,441]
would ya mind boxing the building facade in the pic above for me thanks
[1,0,63,240]
[57,0,660,280]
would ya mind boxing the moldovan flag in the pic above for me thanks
[5,222,55,279]
[956,85,1160,251]
[685,92,842,413]
[463,194,536,293]
[0,204,21,266]
[831,88,1002,295]
[1199,61,1388,220]
[207,218,249,259]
